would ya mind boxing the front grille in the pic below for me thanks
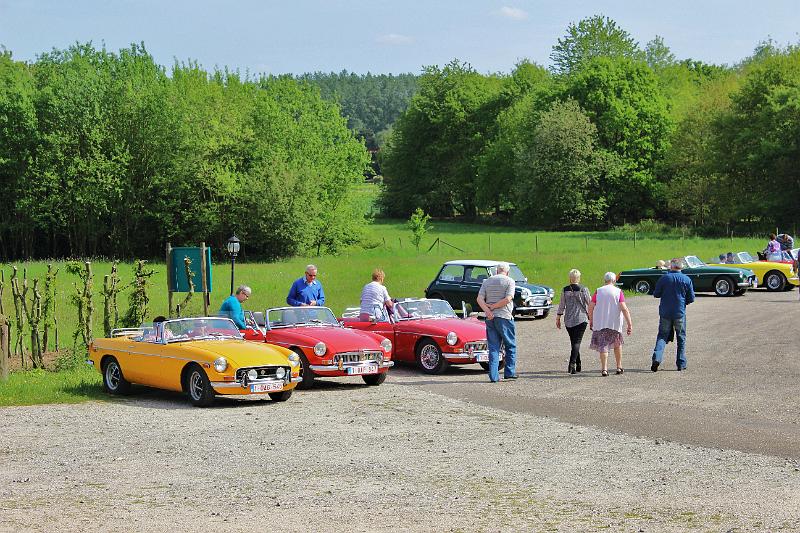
[464,341,487,353]
[527,296,550,306]
[235,366,287,383]
[332,351,382,364]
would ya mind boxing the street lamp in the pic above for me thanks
[227,234,240,295]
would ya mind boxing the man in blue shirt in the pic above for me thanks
[286,265,325,307]
[219,285,251,329]
[651,259,695,372]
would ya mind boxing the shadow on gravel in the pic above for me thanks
[101,386,292,410]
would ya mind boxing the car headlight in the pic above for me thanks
[314,342,327,356]
[247,369,258,381]
[275,367,286,380]
[213,357,228,372]
[287,352,300,366]
[548,288,555,297]
[520,287,532,298]
[446,331,458,346]
[380,338,392,352]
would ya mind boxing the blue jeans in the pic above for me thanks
[652,316,687,369]
[485,317,517,381]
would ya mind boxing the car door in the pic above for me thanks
[462,266,491,310]
[428,264,466,309]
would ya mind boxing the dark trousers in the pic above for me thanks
[566,322,587,366]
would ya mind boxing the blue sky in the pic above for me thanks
[1,0,798,74]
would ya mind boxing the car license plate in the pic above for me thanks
[347,364,378,375]
[251,382,283,393]
[475,353,489,362]
[536,309,544,316]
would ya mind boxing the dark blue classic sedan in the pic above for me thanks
[424,260,554,318]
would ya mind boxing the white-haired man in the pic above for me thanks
[477,262,517,382]
[287,264,325,307]
[219,285,251,329]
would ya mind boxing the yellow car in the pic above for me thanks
[88,317,301,406]
[708,252,799,291]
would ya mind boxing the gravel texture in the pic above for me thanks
[1,288,799,532]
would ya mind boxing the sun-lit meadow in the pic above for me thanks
[0,219,766,405]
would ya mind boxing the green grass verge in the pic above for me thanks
[0,366,104,407]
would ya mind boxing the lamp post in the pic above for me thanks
[227,234,240,295]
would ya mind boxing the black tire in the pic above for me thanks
[415,339,449,374]
[102,356,131,395]
[713,276,736,297]
[764,271,787,292]
[293,349,315,390]
[633,279,652,294]
[185,364,215,407]
[268,390,293,402]
[362,372,387,386]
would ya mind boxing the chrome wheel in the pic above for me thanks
[189,371,204,401]
[714,277,733,296]
[634,280,652,294]
[765,272,786,291]
[416,339,448,374]
[106,362,121,390]
[102,357,131,395]
[420,343,441,370]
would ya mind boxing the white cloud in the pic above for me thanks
[376,33,414,45]
[497,6,528,20]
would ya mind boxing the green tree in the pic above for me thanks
[381,60,504,217]
[550,15,644,74]
[407,208,432,251]
[714,47,800,225]
[566,56,673,220]
[513,99,613,226]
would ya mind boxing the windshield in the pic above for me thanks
[684,256,705,268]
[267,307,339,328]
[395,299,456,320]
[158,318,242,343]
[738,252,755,263]
[488,264,526,282]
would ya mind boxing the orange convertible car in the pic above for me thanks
[88,317,301,406]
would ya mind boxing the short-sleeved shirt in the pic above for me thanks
[591,285,625,332]
[360,281,390,317]
[478,274,515,320]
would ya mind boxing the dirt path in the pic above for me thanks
[1,288,798,532]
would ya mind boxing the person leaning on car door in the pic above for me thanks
[476,262,517,383]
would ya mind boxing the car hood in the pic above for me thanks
[395,317,486,340]
[265,325,384,352]
[517,282,553,295]
[180,339,292,367]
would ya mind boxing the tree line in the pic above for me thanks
[379,16,800,232]
[0,43,370,260]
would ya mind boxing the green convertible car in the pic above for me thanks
[616,256,757,296]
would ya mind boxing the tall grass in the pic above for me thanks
[0,366,103,406]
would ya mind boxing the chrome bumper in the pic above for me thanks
[211,376,302,389]
[515,304,554,312]
[445,350,502,361]
[310,361,394,372]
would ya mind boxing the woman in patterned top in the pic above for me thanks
[555,269,591,375]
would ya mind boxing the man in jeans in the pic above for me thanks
[477,262,517,382]
[651,258,695,372]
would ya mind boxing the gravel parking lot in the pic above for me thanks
[1,289,799,532]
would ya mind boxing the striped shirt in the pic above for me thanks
[360,281,390,317]
[478,274,515,320]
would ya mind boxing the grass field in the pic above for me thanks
[0,220,766,405]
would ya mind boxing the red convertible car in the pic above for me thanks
[340,298,500,374]
[241,307,393,388]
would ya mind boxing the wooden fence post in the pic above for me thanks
[633,231,637,248]
[0,316,8,381]
[535,235,539,253]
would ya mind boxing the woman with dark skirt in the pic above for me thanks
[555,269,591,374]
